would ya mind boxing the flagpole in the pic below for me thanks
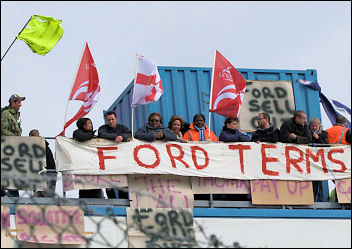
[208,50,217,141]
[131,53,140,139]
[62,42,87,136]
[1,16,32,62]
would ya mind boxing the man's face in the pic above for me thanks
[107,114,117,128]
[295,113,306,126]
[194,116,205,129]
[11,100,22,111]
[149,115,161,129]
[257,114,268,128]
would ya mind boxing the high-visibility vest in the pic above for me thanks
[326,125,349,144]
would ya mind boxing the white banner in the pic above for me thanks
[55,136,351,180]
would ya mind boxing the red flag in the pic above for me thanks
[209,50,246,117]
[58,42,100,136]
[131,54,163,108]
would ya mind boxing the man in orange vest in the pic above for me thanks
[326,115,351,144]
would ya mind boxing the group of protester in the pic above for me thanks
[1,93,351,201]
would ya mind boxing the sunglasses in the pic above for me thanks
[150,119,160,123]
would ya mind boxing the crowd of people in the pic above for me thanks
[1,93,351,201]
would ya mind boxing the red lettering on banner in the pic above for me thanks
[328,149,347,172]
[285,146,304,174]
[191,146,209,170]
[165,144,190,168]
[261,144,279,176]
[228,144,252,174]
[305,148,327,173]
[97,147,118,170]
[134,144,160,168]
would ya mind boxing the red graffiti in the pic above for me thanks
[97,147,118,170]
[134,144,160,168]
[285,146,304,174]
[328,149,347,172]
[166,144,190,168]
[305,148,327,174]
[191,146,209,170]
[261,144,279,176]
[228,144,252,174]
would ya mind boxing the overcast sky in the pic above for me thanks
[1,1,351,139]
[1,1,350,197]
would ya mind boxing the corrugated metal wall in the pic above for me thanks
[104,66,320,137]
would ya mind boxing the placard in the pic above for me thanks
[239,80,295,132]
[250,180,314,205]
[15,205,86,244]
[191,177,250,194]
[128,174,194,208]
[1,136,47,191]
[1,205,13,248]
[336,178,351,203]
[62,174,128,191]
[126,208,197,248]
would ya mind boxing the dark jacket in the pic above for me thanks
[98,124,131,141]
[280,118,312,144]
[346,129,351,144]
[219,127,250,142]
[309,126,329,144]
[73,128,96,142]
[251,124,280,143]
[45,140,56,170]
[135,123,177,142]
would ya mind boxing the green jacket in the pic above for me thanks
[1,106,22,136]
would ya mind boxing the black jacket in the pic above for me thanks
[346,129,351,144]
[73,128,96,142]
[310,129,329,144]
[251,124,280,143]
[219,127,250,142]
[98,124,131,141]
[280,118,312,144]
[135,123,177,142]
[45,140,56,170]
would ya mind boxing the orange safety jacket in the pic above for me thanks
[326,125,349,144]
[183,123,218,141]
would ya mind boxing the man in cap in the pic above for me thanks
[1,94,25,136]
[1,94,25,197]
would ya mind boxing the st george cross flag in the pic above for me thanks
[58,42,100,136]
[297,79,351,129]
[209,50,246,117]
[131,54,163,108]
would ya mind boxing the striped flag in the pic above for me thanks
[58,42,100,136]
[297,79,351,128]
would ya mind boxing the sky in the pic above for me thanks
[1,1,351,195]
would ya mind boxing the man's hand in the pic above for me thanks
[289,133,297,139]
[115,135,123,143]
[155,131,165,139]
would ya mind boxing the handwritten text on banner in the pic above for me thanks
[55,136,351,180]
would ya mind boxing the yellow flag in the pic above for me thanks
[17,15,63,56]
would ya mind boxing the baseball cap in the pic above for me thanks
[9,94,25,102]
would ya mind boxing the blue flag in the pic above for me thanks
[297,79,351,129]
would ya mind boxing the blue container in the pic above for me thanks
[104,66,328,201]
[104,66,320,136]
